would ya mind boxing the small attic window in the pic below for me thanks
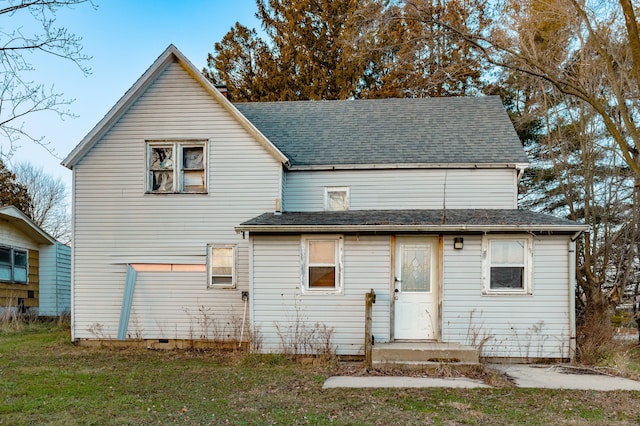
[325,187,349,211]
[147,141,207,194]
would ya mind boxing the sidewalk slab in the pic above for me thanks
[491,364,640,391]
[322,376,490,389]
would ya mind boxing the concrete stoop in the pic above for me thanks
[372,342,479,367]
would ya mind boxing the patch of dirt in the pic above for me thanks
[330,361,515,387]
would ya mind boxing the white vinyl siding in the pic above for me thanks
[71,59,282,341]
[251,234,391,355]
[285,169,517,211]
[441,235,572,359]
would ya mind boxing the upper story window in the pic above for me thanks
[147,141,207,193]
[325,187,349,211]
[0,246,28,284]
[482,236,533,295]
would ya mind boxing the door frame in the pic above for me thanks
[390,235,443,341]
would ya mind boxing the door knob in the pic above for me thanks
[394,289,399,293]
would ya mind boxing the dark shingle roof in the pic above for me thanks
[235,96,529,167]
[237,209,587,233]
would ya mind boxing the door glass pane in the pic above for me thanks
[401,244,430,292]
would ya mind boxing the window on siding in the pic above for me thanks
[207,244,236,288]
[482,236,532,295]
[147,141,206,193]
[325,187,349,211]
[302,235,343,293]
[0,246,28,284]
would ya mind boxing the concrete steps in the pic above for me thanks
[372,342,479,367]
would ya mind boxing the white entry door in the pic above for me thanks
[394,237,438,340]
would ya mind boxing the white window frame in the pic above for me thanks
[207,244,236,288]
[0,245,28,284]
[146,140,208,194]
[324,187,350,211]
[481,235,533,295]
[301,235,344,294]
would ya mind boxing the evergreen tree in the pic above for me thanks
[0,160,32,216]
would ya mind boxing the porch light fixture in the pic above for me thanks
[454,237,464,250]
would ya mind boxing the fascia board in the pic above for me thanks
[235,224,589,234]
[287,162,530,171]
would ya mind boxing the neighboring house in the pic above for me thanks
[0,206,71,316]
[62,45,587,361]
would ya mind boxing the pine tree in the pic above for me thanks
[0,161,32,216]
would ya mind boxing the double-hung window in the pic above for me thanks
[0,246,28,283]
[147,141,207,193]
[301,235,343,293]
[207,244,236,288]
[482,236,533,295]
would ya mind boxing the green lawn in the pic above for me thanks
[2,324,640,425]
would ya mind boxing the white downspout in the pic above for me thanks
[568,238,577,361]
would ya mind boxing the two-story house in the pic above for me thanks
[63,45,587,361]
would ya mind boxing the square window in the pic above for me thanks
[208,245,236,288]
[147,142,207,193]
[302,236,343,293]
[325,187,349,211]
[0,246,28,284]
[482,237,532,295]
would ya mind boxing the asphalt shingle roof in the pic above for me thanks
[235,96,529,167]
[238,209,586,233]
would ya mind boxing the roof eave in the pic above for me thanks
[62,45,289,169]
[286,162,530,171]
[235,223,589,234]
[0,206,56,244]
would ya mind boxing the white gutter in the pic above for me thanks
[287,162,530,171]
[236,224,589,234]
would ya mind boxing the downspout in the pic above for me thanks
[568,230,585,361]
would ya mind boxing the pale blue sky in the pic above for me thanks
[10,0,261,186]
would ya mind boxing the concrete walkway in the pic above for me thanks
[323,376,490,389]
[492,364,640,391]
[323,364,640,391]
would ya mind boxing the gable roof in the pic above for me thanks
[0,206,55,245]
[235,97,529,168]
[237,209,587,234]
[62,45,288,169]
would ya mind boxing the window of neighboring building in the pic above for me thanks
[482,236,533,295]
[147,141,207,193]
[301,235,343,293]
[0,246,28,283]
[207,244,236,288]
[325,187,349,211]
